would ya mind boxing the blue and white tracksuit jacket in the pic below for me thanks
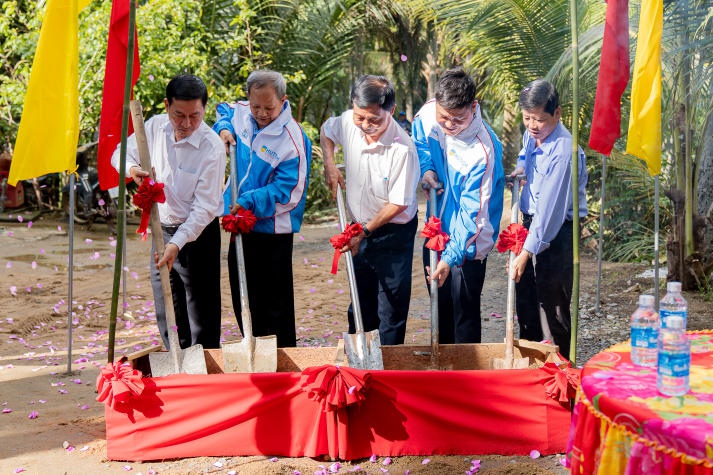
[412,100,504,268]
[213,100,312,234]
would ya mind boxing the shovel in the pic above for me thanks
[336,183,383,370]
[413,182,442,369]
[492,174,530,370]
[129,100,207,376]
[221,145,277,373]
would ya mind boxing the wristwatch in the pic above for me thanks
[361,222,372,238]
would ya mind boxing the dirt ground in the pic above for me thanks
[1,202,711,475]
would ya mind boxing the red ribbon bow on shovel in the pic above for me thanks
[420,216,449,251]
[496,223,528,255]
[221,208,257,234]
[329,222,363,274]
[95,357,145,409]
[132,179,166,240]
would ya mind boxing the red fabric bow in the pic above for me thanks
[300,365,370,412]
[420,216,449,251]
[329,222,363,274]
[96,357,145,409]
[540,361,581,403]
[496,222,528,255]
[132,179,166,240]
[221,209,257,234]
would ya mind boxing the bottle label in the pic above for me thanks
[660,310,686,328]
[658,351,690,377]
[631,327,658,349]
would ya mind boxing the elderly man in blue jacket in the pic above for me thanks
[413,67,504,344]
[213,69,311,348]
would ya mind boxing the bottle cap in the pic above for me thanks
[666,315,685,329]
[667,281,682,292]
[639,294,655,307]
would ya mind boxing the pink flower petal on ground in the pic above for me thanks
[122,465,132,471]
[10,286,17,296]
[14,468,25,473]
[17,216,23,223]
[329,462,341,473]
[422,458,430,464]
[58,225,62,231]
[382,457,392,465]
[2,408,12,414]
[529,449,541,459]
[84,238,92,244]
[400,54,408,61]
[269,457,278,462]
[369,454,377,463]
[7,231,13,237]
[471,460,481,470]
[27,221,33,229]
[31,261,37,269]
[28,411,39,419]
[5,262,11,268]
[72,379,82,384]
[213,461,224,468]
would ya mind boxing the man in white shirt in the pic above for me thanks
[321,75,420,345]
[112,74,226,349]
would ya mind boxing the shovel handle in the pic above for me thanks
[229,145,254,342]
[335,183,365,333]
[504,175,523,368]
[129,100,182,371]
[427,187,440,367]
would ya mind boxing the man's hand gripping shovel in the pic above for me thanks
[129,100,208,377]
[221,145,277,373]
[336,183,383,370]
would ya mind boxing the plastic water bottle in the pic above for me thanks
[657,315,690,396]
[630,294,659,366]
[660,281,687,329]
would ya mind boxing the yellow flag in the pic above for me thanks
[626,0,663,176]
[8,0,89,186]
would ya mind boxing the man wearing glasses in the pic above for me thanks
[321,75,420,345]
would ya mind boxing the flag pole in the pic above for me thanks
[654,175,660,306]
[595,154,607,313]
[66,173,76,374]
[569,0,581,366]
[107,0,137,363]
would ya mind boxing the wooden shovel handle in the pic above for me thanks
[129,100,182,366]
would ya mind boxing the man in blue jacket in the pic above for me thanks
[213,69,311,348]
[413,68,504,344]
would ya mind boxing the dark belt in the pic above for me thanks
[161,224,181,234]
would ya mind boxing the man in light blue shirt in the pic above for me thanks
[509,79,588,358]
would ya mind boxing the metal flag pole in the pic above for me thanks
[654,175,660,306]
[595,154,607,313]
[66,173,76,374]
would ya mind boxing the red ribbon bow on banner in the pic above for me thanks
[540,361,581,403]
[300,365,370,412]
[95,357,145,409]
[221,209,257,234]
[329,222,363,274]
[132,179,166,240]
[496,222,528,255]
[420,216,449,251]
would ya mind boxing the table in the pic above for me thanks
[568,330,713,474]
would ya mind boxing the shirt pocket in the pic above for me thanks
[173,167,199,202]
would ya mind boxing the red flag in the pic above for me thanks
[97,0,140,190]
[588,0,629,156]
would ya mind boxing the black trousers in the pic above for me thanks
[151,218,222,350]
[422,244,487,344]
[228,232,296,348]
[347,216,418,345]
[515,215,573,358]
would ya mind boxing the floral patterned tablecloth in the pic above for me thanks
[568,331,713,475]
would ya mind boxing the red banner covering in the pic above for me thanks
[97,0,140,190]
[588,0,630,156]
[104,365,572,461]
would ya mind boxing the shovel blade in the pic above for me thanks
[222,336,277,373]
[343,329,383,370]
[490,356,530,370]
[148,344,208,377]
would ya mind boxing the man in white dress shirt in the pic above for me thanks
[321,75,420,345]
[112,74,226,349]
